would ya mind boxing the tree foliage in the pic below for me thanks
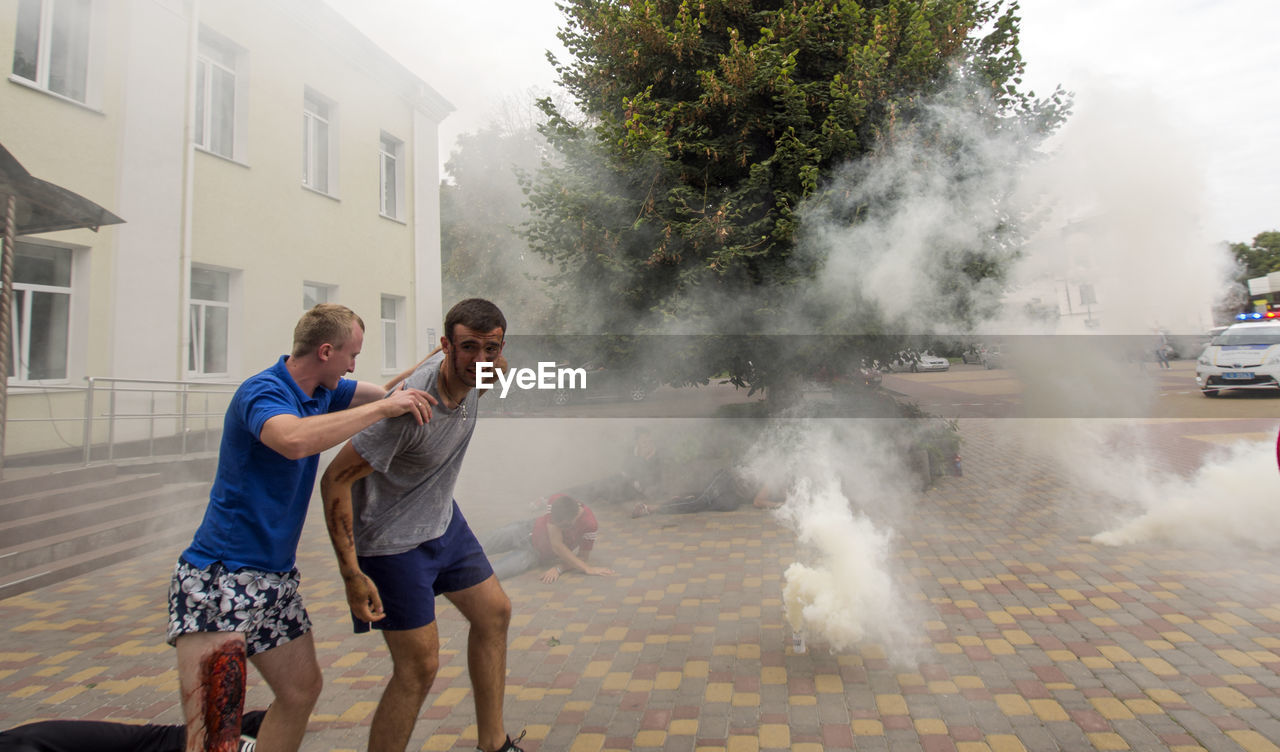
[525,0,1067,334]
[1230,230,1280,283]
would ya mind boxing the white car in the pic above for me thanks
[1195,320,1280,397]
[889,351,950,373]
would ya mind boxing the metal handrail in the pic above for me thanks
[1,377,237,466]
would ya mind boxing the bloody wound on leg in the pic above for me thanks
[201,641,246,752]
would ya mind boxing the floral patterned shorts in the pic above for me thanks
[166,558,311,656]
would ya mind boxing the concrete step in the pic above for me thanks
[0,482,210,598]
[0,464,119,500]
[0,473,166,519]
[0,479,203,549]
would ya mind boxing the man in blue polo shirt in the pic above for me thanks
[166,304,435,752]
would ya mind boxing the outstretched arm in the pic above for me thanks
[539,523,613,583]
[320,443,383,622]
[260,388,434,460]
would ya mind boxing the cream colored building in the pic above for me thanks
[1,0,451,459]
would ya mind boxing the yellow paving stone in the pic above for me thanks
[726,735,759,752]
[1082,656,1114,670]
[1045,649,1077,662]
[602,672,630,691]
[1030,607,1057,617]
[1247,650,1279,663]
[713,645,737,656]
[851,719,884,735]
[1207,686,1255,709]
[1145,688,1184,705]
[337,701,377,723]
[1255,636,1280,649]
[986,734,1027,752]
[758,724,790,748]
[1217,649,1260,667]
[928,680,959,694]
[936,642,963,654]
[954,675,985,689]
[914,718,948,735]
[654,671,682,690]
[705,682,733,703]
[564,701,593,712]
[670,719,699,735]
[0,652,39,662]
[1168,747,1205,752]
[861,645,887,660]
[731,692,760,707]
[876,694,909,715]
[694,747,727,752]
[1125,699,1162,715]
[41,650,80,664]
[434,687,470,707]
[1090,597,1121,610]
[789,695,817,706]
[636,730,666,747]
[516,687,546,701]
[1226,674,1259,684]
[1030,699,1069,721]
[619,641,644,653]
[1200,619,1236,635]
[1212,611,1249,627]
[40,686,86,704]
[954,600,979,608]
[1056,589,1085,601]
[1091,697,1136,720]
[956,635,983,647]
[69,633,103,645]
[815,674,843,693]
[1162,631,1194,643]
[582,660,611,678]
[684,660,709,678]
[957,744,993,752]
[1091,617,1119,627]
[438,666,464,679]
[1143,639,1174,651]
[1002,629,1034,646]
[896,673,925,686]
[66,666,106,683]
[509,636,537,651]
[628,679,655,692]
[736,644,761,660]
[570,733,606,752]
[985,639,1015,655]
[1087,732,1131,750]
[34,666,63,677]
[995,694,1032,716]
[332,651,367,668]
[422,734,458,751]
[1226,730,1280,752]
[602,627,628,641]
[1138,657,1178,676]
[1098,645,1135,663]
[761,666,787,684]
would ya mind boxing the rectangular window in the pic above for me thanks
[380,295,404,371]
[11,0,92,103]
[8,242,73,382]
[379,132,403,219]
[302,282,335,310]
[1079,283,1097,306]
[195,33,238,159]
[302,89,332,193]
[189,266,230,376]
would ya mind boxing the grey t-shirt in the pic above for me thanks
[350,351,479,557]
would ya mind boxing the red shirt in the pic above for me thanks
[531,505,598,562]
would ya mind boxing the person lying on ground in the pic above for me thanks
[0,710,266,752]
[481,494,615,583]
[631,466,782,517]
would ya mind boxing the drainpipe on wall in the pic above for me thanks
[177,0,200,379]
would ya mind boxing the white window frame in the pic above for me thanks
[188,265,232,378]
[9,0,102,107]
[7,241,77,384]
[303,281,336,310]
[379,132,405,220]
[380,294,405,373]
[194,29,246,161]
[303,88,338,195]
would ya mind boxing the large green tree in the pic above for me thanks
[1230,230,1280,282]
[523,0,1068,397]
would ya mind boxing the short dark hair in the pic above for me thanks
[444,298,506,341]
[549,494,580,526]
[292,304,364,357]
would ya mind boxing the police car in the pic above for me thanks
[1195,316,1280,397]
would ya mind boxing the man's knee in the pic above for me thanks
[391,649,440,695]
[274,658,323,709]
[473,590,512,634]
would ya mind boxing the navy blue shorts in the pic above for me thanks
[355,502,494,632]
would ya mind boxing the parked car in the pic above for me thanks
[1195,320,1280,397]
[551,361,658,405]
[960,345,986,365]
[979,345,1005,370]
[888,351,950,373]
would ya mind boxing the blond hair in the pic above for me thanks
[292,304,365,357]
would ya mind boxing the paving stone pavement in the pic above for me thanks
[3,417,1280,752]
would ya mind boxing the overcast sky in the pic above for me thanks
[327,0,1279,244]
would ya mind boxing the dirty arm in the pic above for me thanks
[320,443,383,621]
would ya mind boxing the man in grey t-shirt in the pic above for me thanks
[320,299,522,752]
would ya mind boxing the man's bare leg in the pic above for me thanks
[444,576,512,752]
[175,632,246,752]
[370,623,441,752]
[248,632,323,752]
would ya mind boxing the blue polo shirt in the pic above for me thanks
[181,355,356,573]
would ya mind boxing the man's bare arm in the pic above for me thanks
[259,388,434,460]
[319,443,384,622]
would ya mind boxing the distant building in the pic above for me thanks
[1,0,451,458]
